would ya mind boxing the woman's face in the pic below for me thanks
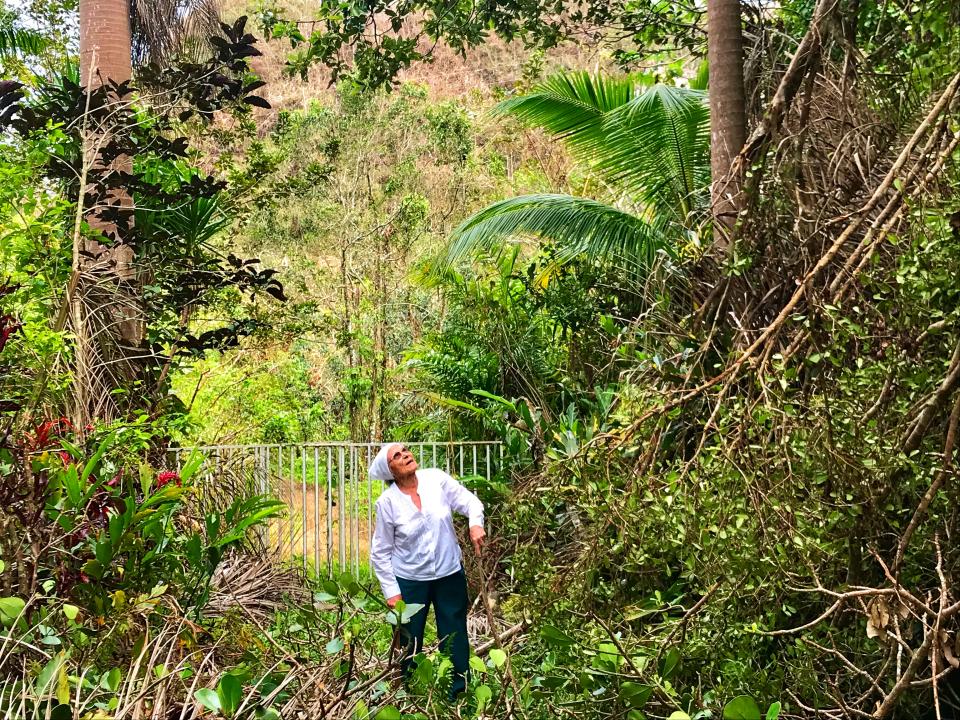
[386,444,418,479]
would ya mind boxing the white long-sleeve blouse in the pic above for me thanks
[370,468,484,599]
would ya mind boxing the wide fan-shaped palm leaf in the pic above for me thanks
[446,194,673,268]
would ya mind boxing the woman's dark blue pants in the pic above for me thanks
[395,568,470,699]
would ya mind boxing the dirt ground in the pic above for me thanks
[266,484,375,571]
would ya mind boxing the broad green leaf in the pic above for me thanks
[667,713,691,720]
[102,668,122,692]
[766,702,782,720]
[179,449,205,484]
[0,596,25,625]
[81,559,103,580]
[723,695,762,720]
[468,389,518,412]
[540,624,575,647]
[195,688,221,713]
[659,647,681,679]
[469,655,487,674]
[56,664,70,704]
[620,682,653,708]
[62,463,81,507]
[81,435,113,483]
[475,684,493,712]
[326,638,345,654]
[218,672,242,716]
[139,463,154,496]
[37,654,64,693]
[400,602,425,623]
[95,540,112,566]
[62,604,79,621]
[488,648,507,668]
[375,707,401,720]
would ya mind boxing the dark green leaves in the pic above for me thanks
[541,624,576,647]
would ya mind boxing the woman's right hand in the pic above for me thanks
[386,594,402,608]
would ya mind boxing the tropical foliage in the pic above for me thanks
[445,72,710,269]
[5,0,960,717]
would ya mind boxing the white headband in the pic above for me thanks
[368,443,397,481]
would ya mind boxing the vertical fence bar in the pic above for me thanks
[459,445,464,477]
[301,447,308,570]
[366,445,373,559]
[485,444,491,481]
[352,445,359,576]
[338,445,346,571]
[326,447,333,577]
[255,447,264,544]
[264,446,271,549]
[314,447,320,576]
[288,446,295,559]
[472,445,478,475]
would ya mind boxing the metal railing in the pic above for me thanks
[168,442,502,577]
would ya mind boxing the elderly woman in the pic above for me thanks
[369,443,486,699]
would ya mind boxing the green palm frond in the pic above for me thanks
[494,72,636,177]
[0,27,49,57]
[447,193,672,268]
[497,72,709,223]
[495,72,638,158]
[603,85,710,219]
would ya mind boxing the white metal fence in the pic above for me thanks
[168,442,502,577]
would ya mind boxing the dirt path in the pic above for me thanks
[267,485,374,570]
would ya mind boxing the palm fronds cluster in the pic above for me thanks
[446,71,710,270]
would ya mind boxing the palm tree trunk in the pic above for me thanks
[73,0,141,429]
[79,0,132,88]
[707,0,747,245]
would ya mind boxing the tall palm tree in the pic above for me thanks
[79,0,132,87]
[444,71,710,270]
[73,0,222,426]
[79,0,221,87]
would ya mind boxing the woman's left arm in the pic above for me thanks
[441,472,486,554]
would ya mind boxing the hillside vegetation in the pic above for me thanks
[3,0,960,718]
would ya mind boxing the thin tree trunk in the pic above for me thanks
[707,0,747,246]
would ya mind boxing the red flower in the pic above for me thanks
[155,471,181,489]
[0,314,22,353]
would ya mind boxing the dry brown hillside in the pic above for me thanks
[222,0,605,113]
